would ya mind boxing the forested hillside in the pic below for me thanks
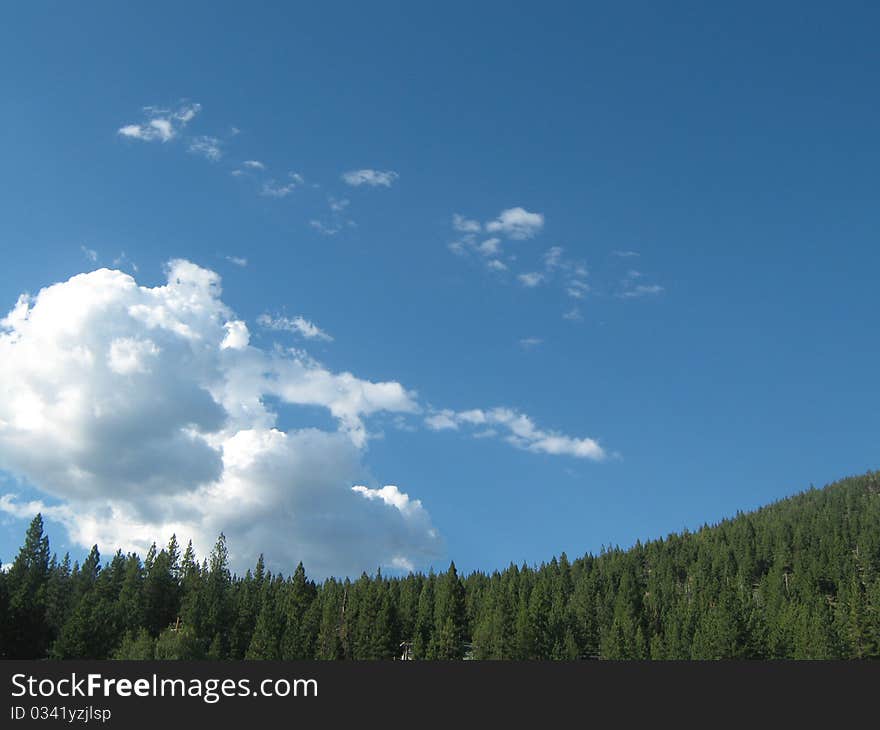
[1,471,878,660]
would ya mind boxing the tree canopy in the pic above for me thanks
[1,471,878,660]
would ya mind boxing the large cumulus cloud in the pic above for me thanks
[0,260,440,576]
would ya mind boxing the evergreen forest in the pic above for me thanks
[1,471,878,660]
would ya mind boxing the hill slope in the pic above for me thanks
[1,471,878,659]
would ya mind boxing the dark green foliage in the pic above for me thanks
[246,580,283,660]
[113,628,155,660]
[2,514,51,658]
[1,472,879,660]
[431,563,466,659]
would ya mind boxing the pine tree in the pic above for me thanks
[203,533,232,658]
[113,628,155,660]
[154,624,202,660]
[178,540,205,641]
[114,554,145,639]
[4,515,52,658]
[371,584,400,659]
[230,558,263,659]
[528,576,553,658]
[281,562,315,659]
[143,546,178,635]
[412,572,435,659]
[432,563,466,659]
[53,548,126,659]
[246,582,283,660]
[1,470,878,661]
[315,580,344,660]
[36,554,65,649]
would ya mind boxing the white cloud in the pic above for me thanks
[448,209,545,277]
[612,250,640,258]
[189,135,222,161]
[243,160,266,170]
[423,411,458,431]
[221,320,250,350]
[485,207,544,240]
[80,246,98,263]
[476,238,501,257]
[620,284,664,298]
[107,337,161,374]
[309,196,355,235]
[118,121,172,143]
[260,173,303,198]
[257,313,333,342]
[262,182,296,198]
[563,307,583,321]
[618,270,664,299]
[517,272,545,288]
[544,246,563,270]
[309,220,341,236]
[341,169,399,187]
[111,251,138,273]
[518,337,543,349]
[452,214,482,233]
[351,484,428,521]
[117,102,201,143]
[424,407,605,461]
[0,261,440,576]
[225,256,248,267]
[536,246,592,300]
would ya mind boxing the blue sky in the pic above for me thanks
[1,2,878,576]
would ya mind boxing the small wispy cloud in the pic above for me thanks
[309,220,341,236]
[232,160,267,176]
[257,313,333,342]
[117,102,201,143]
[118,120,173,142]
[452,214,482,233]
[617,269,664,299]
[328,197,349,213]
[189,135,222,161]
[544,246,564,270]
[112,251,138,273]
[225,255,248,267]
[424,406,606,461]
[262,181,297,198]
[619,283,664,298]
[476,238,501,256]
[80,245,98,263]
[518,337,543,349]
[341,169,399,187]
[310,196,355,235]
[448,207,544,274]
[261,172,304,198]
[563,307,582,321]
[485,207,544,240]
[517,272,545,288]
[612,250,640,258]
[539,246,589,301]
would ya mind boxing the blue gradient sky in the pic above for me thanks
[1,1,878,574]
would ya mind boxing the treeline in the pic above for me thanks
[1,472,879,660]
